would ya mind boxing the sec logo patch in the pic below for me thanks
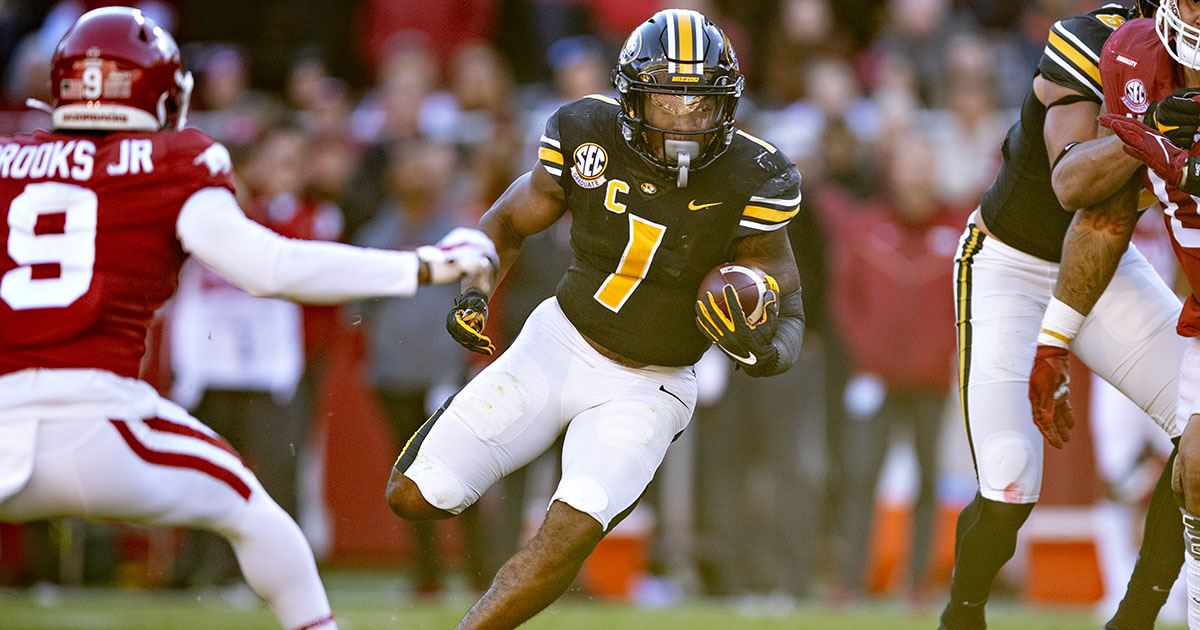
[1121,79,1149,114]
[571,143,607,189]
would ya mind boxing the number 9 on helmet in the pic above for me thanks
[50,6,193,132]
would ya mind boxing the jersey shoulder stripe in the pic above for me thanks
[735,129,778,154]
[1039,7,1130,101]
[739,169,801,232]
[538,134,564,181]
[538,95,621,182]
[584,93,619,105]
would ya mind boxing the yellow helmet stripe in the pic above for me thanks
[678,10,695,74]
[664,10,707,75]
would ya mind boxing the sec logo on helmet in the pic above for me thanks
[571,143,607,189]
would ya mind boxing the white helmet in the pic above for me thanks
[1157,0,1200,70]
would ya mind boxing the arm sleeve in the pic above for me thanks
[744,289,805,378]
[176,187,420,304]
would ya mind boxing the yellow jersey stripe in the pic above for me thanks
[743,204,799,223]
[585,94,619,105]
[736,129,778,153]
[1047,30,1100,88]
[538,147,563,165]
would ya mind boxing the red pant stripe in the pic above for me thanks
[110,419,252,501]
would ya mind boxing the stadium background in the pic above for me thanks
[0,0,1184,628]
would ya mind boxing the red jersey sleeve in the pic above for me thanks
[1100,18,1178,118]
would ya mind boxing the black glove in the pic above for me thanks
[446,287,495,355]
[1143,88,1200,150]
[695,284,779,372]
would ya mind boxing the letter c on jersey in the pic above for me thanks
[604,179,630,214]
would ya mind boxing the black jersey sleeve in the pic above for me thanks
[537,108,565,184]
[736,163,802,237]
[1038,6,1130,102]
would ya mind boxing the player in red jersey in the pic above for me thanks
[1035,2,1200,627]
[0,8,495,630]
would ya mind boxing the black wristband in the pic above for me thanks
[743,289,805,377]
[460,286,489,302]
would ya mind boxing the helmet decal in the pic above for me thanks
[619,31,641,65]
[50,7,192,131]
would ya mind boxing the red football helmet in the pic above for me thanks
[50,6,193,131]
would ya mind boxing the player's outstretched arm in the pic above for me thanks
[176,187,496,304]
[1042,78,1142,211]
[1029,176,1140,448]
[473,165,566,297]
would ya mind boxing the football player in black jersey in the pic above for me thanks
[944,2,1187,629]
[383,10,806,629]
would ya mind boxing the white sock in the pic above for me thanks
[1182,509,1200,630]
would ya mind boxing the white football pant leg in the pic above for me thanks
[955,226,1049,503]
[0,404,336,630]
[1073,244,1183,437]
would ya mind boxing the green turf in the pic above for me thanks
[0,569,1187,630]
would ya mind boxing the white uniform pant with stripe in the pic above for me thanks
[0,368,334,630]
[954,217,1183,504]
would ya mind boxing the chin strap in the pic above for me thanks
[676,151,690,187]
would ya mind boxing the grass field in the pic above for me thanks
[0,569,1188,630]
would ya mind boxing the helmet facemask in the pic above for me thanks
[613,9,743,187]
[1157,0,1200,70]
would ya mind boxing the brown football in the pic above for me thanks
[697,263,770,325]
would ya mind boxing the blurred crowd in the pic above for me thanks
[0,0,1157,613]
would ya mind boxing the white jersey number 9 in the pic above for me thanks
[1,182,97,310]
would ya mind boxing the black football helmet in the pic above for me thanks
[612,9,743,186]
[1137,0,1159,18]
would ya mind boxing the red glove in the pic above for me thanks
[1099,113,1200,194]
[1028,344,1073,449]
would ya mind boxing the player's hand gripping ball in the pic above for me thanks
[696,264,774,325]
[695,264,780,369]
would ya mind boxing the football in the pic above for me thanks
[697,263,770,325]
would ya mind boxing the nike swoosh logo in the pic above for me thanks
[1151,133,1173,163]
[688,200,722,211]
[716,344,757,365]
[659,385,687,407]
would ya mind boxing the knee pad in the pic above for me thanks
[979,431,1038,501]
[403,455,471,515]
[551,477,610,529]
